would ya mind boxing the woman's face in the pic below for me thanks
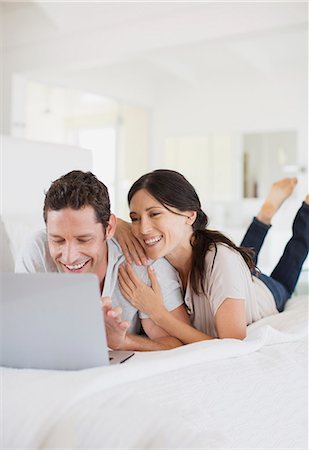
[129,188,194,260]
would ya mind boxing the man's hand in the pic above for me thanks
[101,297,130,350]
[101,297,185,352]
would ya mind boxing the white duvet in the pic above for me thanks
[2,295,308,449]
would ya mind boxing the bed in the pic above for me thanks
[2,294,307,450]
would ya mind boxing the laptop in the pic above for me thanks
[0,273,134,370]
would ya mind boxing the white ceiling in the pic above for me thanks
[1,1,308,106]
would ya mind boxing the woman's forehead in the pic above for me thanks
[130,190,185,216]
[130,189,159,205]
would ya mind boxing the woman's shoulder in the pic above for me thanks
[205,242,245,270]
[205,242,240,259]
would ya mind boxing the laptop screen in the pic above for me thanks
[1,273,110,370]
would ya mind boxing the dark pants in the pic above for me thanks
[241,202,309,312]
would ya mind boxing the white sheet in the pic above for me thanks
[2,295,308,449]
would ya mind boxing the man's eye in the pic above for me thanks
[52,240,64,244]
[78,238,91,243]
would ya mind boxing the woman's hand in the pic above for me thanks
[118,263,166,319]
[115,218,148,266]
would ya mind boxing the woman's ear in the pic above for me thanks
[105,214,117,240]
[186,211,197,225]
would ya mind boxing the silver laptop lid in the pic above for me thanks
[0,273,109,370]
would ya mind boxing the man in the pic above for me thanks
[15,170,189,350]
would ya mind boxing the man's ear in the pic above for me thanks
[186,211,197,226]
[105,214,117,240]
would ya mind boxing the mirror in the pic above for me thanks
[243,131,298,198]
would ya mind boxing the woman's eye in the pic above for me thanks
[130,216,139,222]
[150,212,160,218]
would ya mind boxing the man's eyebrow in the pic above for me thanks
[48,233,94,238]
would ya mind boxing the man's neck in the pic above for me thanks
[98,240,109,293]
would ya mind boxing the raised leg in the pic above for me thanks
[241,178,297,264]
[270,199,309,297]
[241,218,270,265]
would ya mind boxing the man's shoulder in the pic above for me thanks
[31,228,48,244]
[108,238,178,280]
[137,258,179,283]
[151,257,177,274]
[21,228,48,253]
[108,237,123,255]
[15,228,56,273]
[107,238,126,266]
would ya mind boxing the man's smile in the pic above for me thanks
[61,259,91,271]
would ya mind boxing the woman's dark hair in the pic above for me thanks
[128,169,255,295]
[43,170,111,231]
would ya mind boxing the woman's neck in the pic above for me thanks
[166,244,192,289]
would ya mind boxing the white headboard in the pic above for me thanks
[1,135,93,269]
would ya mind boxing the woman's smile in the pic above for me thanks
[143,235,163,246]
[129,189,193,261]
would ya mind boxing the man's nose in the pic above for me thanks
[62,243,79,263]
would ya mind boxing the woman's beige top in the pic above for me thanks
[183,243,278,337]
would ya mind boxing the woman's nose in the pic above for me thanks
[139,217,152,235]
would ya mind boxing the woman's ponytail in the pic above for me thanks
[190,224,255,295]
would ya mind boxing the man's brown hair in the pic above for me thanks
[43,170,111,230]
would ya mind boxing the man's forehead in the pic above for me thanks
[46,206,97,220]
[46,207,105,233]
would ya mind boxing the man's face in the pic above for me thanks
[46,206,113,289]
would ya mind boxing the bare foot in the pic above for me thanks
[257,178,298,224]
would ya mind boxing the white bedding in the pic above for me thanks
[2,295,308,449]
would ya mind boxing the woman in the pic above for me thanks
[117,171,308,342]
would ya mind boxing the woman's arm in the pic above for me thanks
[153,297,247,342]
[115,218,148,266]
[119,264,248,343]
[215,299,247,340]
[149,307,215,344]
[118,263,214,344]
